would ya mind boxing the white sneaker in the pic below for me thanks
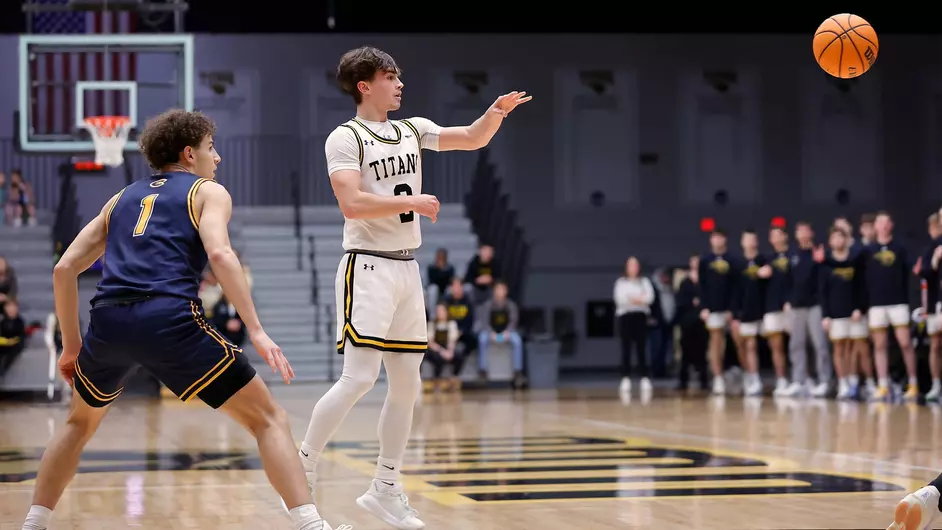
[744,376,763,397]
[356,480,425,529]
[927,385,942,402]
[772,378,789,397]
[887,485,940,530]
[639,377,653,395]
[619,377,631,395]
[809,381,829,398]
[780,381,806,398]
[712,377,726,395]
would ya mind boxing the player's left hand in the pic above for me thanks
[58,348,79,387]
[490,91,532,117]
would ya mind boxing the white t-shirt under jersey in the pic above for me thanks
[325,116,442,252]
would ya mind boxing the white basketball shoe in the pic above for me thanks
[356,480,425,529]
[887,485,940,530]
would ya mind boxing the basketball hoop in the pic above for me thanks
[81,116,131,168]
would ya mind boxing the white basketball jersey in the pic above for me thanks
[325,116,441,253]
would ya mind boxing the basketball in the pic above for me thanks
[813,13,879,79]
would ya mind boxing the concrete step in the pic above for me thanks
[0,240,52,253]
[0,225,52,240]
[258,308,318,325]
[6,256,54,270]
[239,219,471,240]
[249,271,311,288]
[253,289,311,305]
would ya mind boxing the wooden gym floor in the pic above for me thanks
[0,384,938,529]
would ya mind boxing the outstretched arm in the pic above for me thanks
[53,193,117,381]
[197,181,293,381]
[437,91,531,151]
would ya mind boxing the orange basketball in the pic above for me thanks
[813,14,879,79]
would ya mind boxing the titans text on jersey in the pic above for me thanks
[324,116,442,253]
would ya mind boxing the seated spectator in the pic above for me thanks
[476,280,527,388]
[8,170,36,227]
[0,300,26,376]
[0,256,17,310]
[425,303,464,392]
[199,269,223,317]
[0,173,7,225]
[212,295,246,347]
[440,277,477,357]
[426,248,455,317]
[464,244,499,303]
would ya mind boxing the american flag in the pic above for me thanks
[31,0,138,136]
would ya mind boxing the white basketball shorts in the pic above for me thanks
[738,321,760,337]
[928,313,942,336]
[705,312,728,330]
[334,252,428,354]
[762,311,788,335]
[868,304,910,329]
[828,317,868,341]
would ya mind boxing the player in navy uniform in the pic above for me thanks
[19,110,347,530]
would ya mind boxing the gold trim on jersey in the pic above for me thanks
[104,187,126,233]
[400,119,422,161]
[351,118,402,145]
[340,124,364,165]
[187,178,211,230]
[336,253,428,354]
[177,301,242,403]
[74,357,123,406]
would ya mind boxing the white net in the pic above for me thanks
[82,116,131,168]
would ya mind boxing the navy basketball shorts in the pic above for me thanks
[72,296,256,409]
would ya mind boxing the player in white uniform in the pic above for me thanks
[296,47,530,530]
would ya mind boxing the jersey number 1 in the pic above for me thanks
[133,194,159,237]
[394,183,414,223]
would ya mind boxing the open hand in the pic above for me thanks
[491,91,532,117]
[250,330,294,384]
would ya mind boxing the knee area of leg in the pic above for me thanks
[341,372,377,395]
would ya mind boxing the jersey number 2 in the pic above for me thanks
[133,194,159,237]
[394,183,414,223]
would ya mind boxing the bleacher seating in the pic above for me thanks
[0,214,58,396]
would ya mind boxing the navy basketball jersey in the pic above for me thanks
[91,172,211,305]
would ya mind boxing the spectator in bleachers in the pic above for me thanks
[426,303,464,392]
[0,172,7,225]
[649,267,675,379]
[614,256,655,396]
[441,276,477,358]
[0,299,26,376]
[476,280,526,388]
[0,256,18,310]
[199,269,224,317]
[676,254,708,392]
[212,295,246,347]
[426,248,455,317]
[465,243,499,303]
[8,169,36,227]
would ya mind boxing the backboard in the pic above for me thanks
[17,33,194,154]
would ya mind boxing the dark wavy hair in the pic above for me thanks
[138,109,216,170]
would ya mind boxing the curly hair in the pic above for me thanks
[137,109,216,170]
[336,47,400,105]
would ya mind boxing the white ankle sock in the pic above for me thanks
[299,442,320,471]
[289,504,323,530]
[374,456,401,486]
[22,505,52,530]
